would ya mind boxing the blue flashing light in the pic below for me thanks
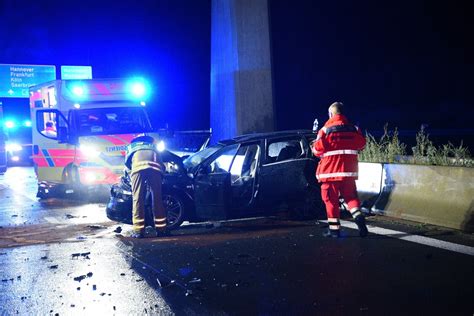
[131,82,146,98]
[24,120,32,127]
[72,86,84,96]
[5,120,15,129]
[127,78,150,100]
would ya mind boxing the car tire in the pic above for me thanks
[163,190,187,230]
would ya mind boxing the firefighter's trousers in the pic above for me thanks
[130,168,166,233]
[321,179,362,231]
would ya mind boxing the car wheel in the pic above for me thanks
[163,191,186,230]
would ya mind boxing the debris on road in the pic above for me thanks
[114,226,122,233]
[65,214,77,219]
[40,256,48,260]
[157,278,175,288]
[73,272,93,282]
[74,275,87,282]
[188,278,201,284]
[87,225,106,230]
[49,265,58,269]
[71,252,91,259]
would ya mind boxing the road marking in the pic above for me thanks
[338,220,474,257]
[44,217,61,224]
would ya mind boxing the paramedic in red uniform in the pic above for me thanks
[312,102,368,238]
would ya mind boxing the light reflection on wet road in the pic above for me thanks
[0,167,111,228]
[0,239,178,315]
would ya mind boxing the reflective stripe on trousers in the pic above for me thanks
[317,172,358,180]
[320,149,358,158]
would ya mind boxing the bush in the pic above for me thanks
[359,124,472,167]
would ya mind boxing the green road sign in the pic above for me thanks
[0,64,56,98]
[60,65,93,80]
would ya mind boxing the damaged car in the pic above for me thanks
[106,130,324,230]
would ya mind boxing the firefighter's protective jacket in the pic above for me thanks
[312,114,366,182]
[125,141,163,174]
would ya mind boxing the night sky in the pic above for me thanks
[1,0,472,148]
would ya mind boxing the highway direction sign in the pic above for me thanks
[60,65,92,80]
[0,64,56,98]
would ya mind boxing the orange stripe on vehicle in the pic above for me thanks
[48,149,75,156]
[98,135,127,145]
[93,83,112,95]
[53,158,73,167]
[33,155,49,167]
[115,134,137,143]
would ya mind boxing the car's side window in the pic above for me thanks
[207,144,239,174]
[266,138,304,164]
[230,144,260,184]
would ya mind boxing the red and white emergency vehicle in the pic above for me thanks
[29,78,152,197]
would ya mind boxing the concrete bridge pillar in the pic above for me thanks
[211,0,274,141]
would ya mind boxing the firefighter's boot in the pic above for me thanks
[354,214,368,237]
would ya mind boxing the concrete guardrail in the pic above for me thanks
[357,162,474,233]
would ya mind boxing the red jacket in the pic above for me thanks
[312,114,366,182]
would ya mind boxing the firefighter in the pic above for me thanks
[124,135,167,238]
[312,102,368,238]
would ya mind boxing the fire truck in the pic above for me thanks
[29,78,153,198]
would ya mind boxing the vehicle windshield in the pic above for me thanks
[71,107,153,136]
[183,144,224,170]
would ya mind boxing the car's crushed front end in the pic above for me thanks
[105,149,195,228]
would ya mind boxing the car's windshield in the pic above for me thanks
[71,107,153,136]
[183,144,223,170]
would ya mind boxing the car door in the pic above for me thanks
[228,142,261,218]
[193,144,239,220]
[257,136,312,211]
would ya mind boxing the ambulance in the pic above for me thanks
[29,78,153,198]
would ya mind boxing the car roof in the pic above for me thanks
[218,130,315,145]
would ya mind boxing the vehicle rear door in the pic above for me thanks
[257,136,314,211]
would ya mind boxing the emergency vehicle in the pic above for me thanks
[29,78,153,197]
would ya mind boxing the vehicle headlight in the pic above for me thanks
[80,144,100,158]
[84,172,97,182]
[156,141,165,152]
[6,143,22,152]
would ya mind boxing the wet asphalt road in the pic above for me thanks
[1,167,474,315]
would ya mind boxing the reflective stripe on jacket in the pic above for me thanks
[125,141,159,170]
[312,114,366,182]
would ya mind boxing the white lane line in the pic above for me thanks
[338,220,474,257]
[44,217,61,224]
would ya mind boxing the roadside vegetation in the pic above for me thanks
[359,124,473,167]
